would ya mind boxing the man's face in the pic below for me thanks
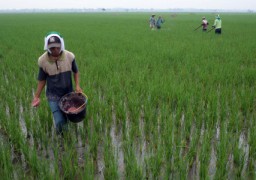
[49,47,61,57]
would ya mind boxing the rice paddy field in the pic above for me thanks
[0,12,256,179]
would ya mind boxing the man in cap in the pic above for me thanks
[31,31,83,135]
[149,14,156,30]
[212,14,222,34]
[202,17,209,31]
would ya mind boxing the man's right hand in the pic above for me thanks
[32,97,40,107]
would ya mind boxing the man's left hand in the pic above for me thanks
[76,86,83,93]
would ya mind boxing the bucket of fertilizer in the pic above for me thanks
[59,92,88,123]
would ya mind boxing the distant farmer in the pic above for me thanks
[149,14,156,30]
[156,16,165,29]
[212,14,222,34]
[202,17,209,31]
[31,31,83,135]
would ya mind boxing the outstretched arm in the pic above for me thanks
[212,19,217,28]
[32,80,46,107]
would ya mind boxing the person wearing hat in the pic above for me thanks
[31,31,83,135]
[149,14,156,30]
[212,14,222,34]
[156,16,165,29]
[201,17,209,31]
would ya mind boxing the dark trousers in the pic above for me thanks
[215,28,221,34]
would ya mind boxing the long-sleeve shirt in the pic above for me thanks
[213,19,222,29]
[149,17,156,26]
[156,18,164,27]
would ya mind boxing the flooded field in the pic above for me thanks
[0,12,256,179]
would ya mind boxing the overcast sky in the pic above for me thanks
[1,0,255,10]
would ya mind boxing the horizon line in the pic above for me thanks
[0,8,255,12]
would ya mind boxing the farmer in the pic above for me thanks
[156,16,165,29]
[202,17,209,31]
[149,14,156,30]
[212,14,222,34]
[31,31,83,135]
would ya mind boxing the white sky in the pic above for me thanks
[0,0,255,10]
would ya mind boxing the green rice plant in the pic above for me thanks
[0,12,256,178]
[82,152,95,179]
[233,143,245,177]
[215,122,230,179]
[86,114,100,161]
[60,148,79,179]
[0,138,13,178]
[144,149,163,179]
[103,136,119,179]
[122,141,143,179]
[248,126,256,178]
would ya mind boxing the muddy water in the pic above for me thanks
[179,113,185,159]
[227,153,235,179]
[208,121,220,180]
[110,105,125,179]
[135,105,148,177]
[188,121,199,180]
[19,104,35,147]
[239,130,250,176]
[76,123,84,166]
[96,141,105,180]
[4,74,9,85]
[5,105,10,119]
[19,104,28,138]
[208,145,217,179]
[124,101,131,141]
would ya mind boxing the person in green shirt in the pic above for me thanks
[212,14,222,34]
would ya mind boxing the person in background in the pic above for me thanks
[149,14,156,30]
[202,17,209,31]
[31,31,83,135]
[156,16,165,29]
[212,14,222,34]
